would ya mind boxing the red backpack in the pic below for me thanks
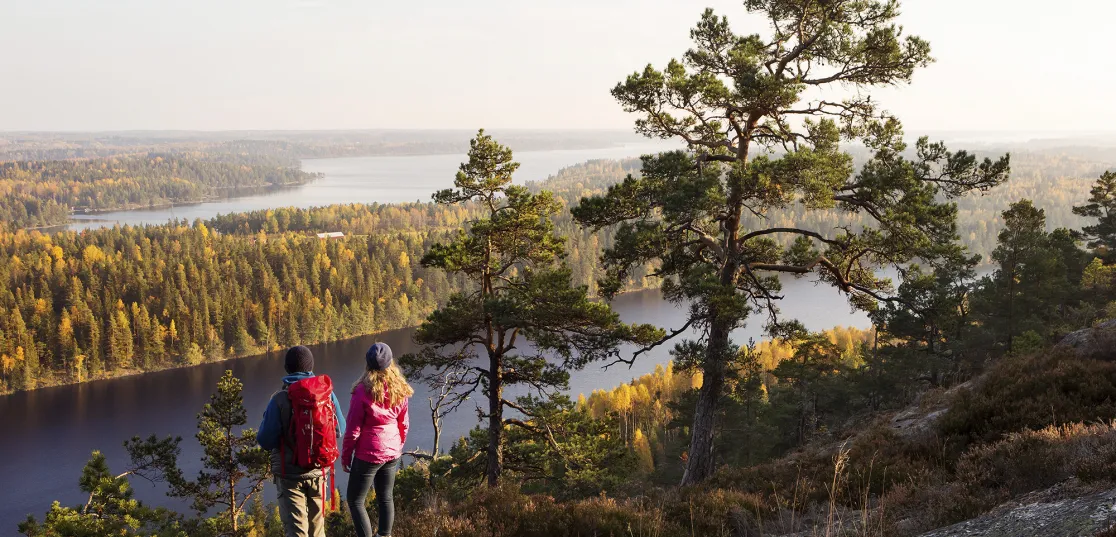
[284,375,340,510]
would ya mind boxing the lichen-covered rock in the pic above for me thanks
[1055,319,1116,361]
[890,407,945,438]
[889,381,970,440]
[919,486,1116,537]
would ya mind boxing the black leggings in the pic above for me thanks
[346,457,400,537]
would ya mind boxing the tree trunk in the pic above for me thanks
[681,320,729,486]
[228,427,238,533]
[1007,264,1015,353]
[679,134,750,486]
[432,407,442,456]
[486,352,503,487]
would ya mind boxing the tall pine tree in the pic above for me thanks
[1073,170,1116,259]
[572,0,1010,484]
[405,130,658,487]
[127,370,270,535]
[974,200,1082,352]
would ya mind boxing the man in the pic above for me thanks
[257,345,346,537]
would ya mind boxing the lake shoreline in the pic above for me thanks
[67,180,322,214]
[61,141,680,232]
[0,285,663,398]
[0,319,418,398]
[19,180,324,232]
[0,271,872,527]
[295,142,632,160]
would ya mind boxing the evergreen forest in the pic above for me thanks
[12,0,1116,535]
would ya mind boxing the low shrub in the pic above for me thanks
[881,422,1116,533]
[939,348,1116,448]
[370,484,682,537]
[659,487,767,537]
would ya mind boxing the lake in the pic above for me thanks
[0,282,871,527]
[67,141,680,231]
[6,143,874,528]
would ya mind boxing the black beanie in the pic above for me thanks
[284,345,314,374]
[365,343,393,371]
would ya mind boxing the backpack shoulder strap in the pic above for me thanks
[275,388,294,445]
[275,386,295,476]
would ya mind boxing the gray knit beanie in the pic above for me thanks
[365,343,393,371]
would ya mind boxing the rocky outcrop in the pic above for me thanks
[919,482,1116,537]
[888,381,970,440]
[890,406,946,438]
[1055,319,1116,361]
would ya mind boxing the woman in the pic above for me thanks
[343,342,413,537]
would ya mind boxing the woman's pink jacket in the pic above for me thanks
[342,386,409,465]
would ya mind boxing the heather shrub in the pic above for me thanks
[842,425,945,497]
[562,496,680,537]
[949,429,1071,515]
[879,480,982,535]
[880,422,1116,533]
[940,348,1116,446]
[659,487,767,537]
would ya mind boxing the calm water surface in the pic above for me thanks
[67,142,678,231]
[0,282,870,527]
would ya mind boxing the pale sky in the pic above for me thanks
[0,0,1111,133]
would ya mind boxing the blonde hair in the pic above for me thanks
[353,362,414,408]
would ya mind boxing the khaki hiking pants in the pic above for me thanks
[276,474,327,537]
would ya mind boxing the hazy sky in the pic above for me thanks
[0,0,1110,133]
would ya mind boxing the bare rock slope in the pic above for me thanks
[919,483,1116,537]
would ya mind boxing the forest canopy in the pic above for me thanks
[1,145,1113,395]
[0,159,657,395]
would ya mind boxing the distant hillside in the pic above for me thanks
[524,148,1116,263]
[0,129,644,162]
[0,154,318,229]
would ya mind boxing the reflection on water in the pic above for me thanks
[0,280,870,525]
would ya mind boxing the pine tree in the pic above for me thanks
[974,200,1082,352]
[405,130,659,487]
[126,370,270,535]
[1073,170,1116,258]
[871,249,981,387]
[58,310,77,376]
[18,451,186,537]
[572,0,1009,484]
[769,332,849,446]
[108,304,133,370]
